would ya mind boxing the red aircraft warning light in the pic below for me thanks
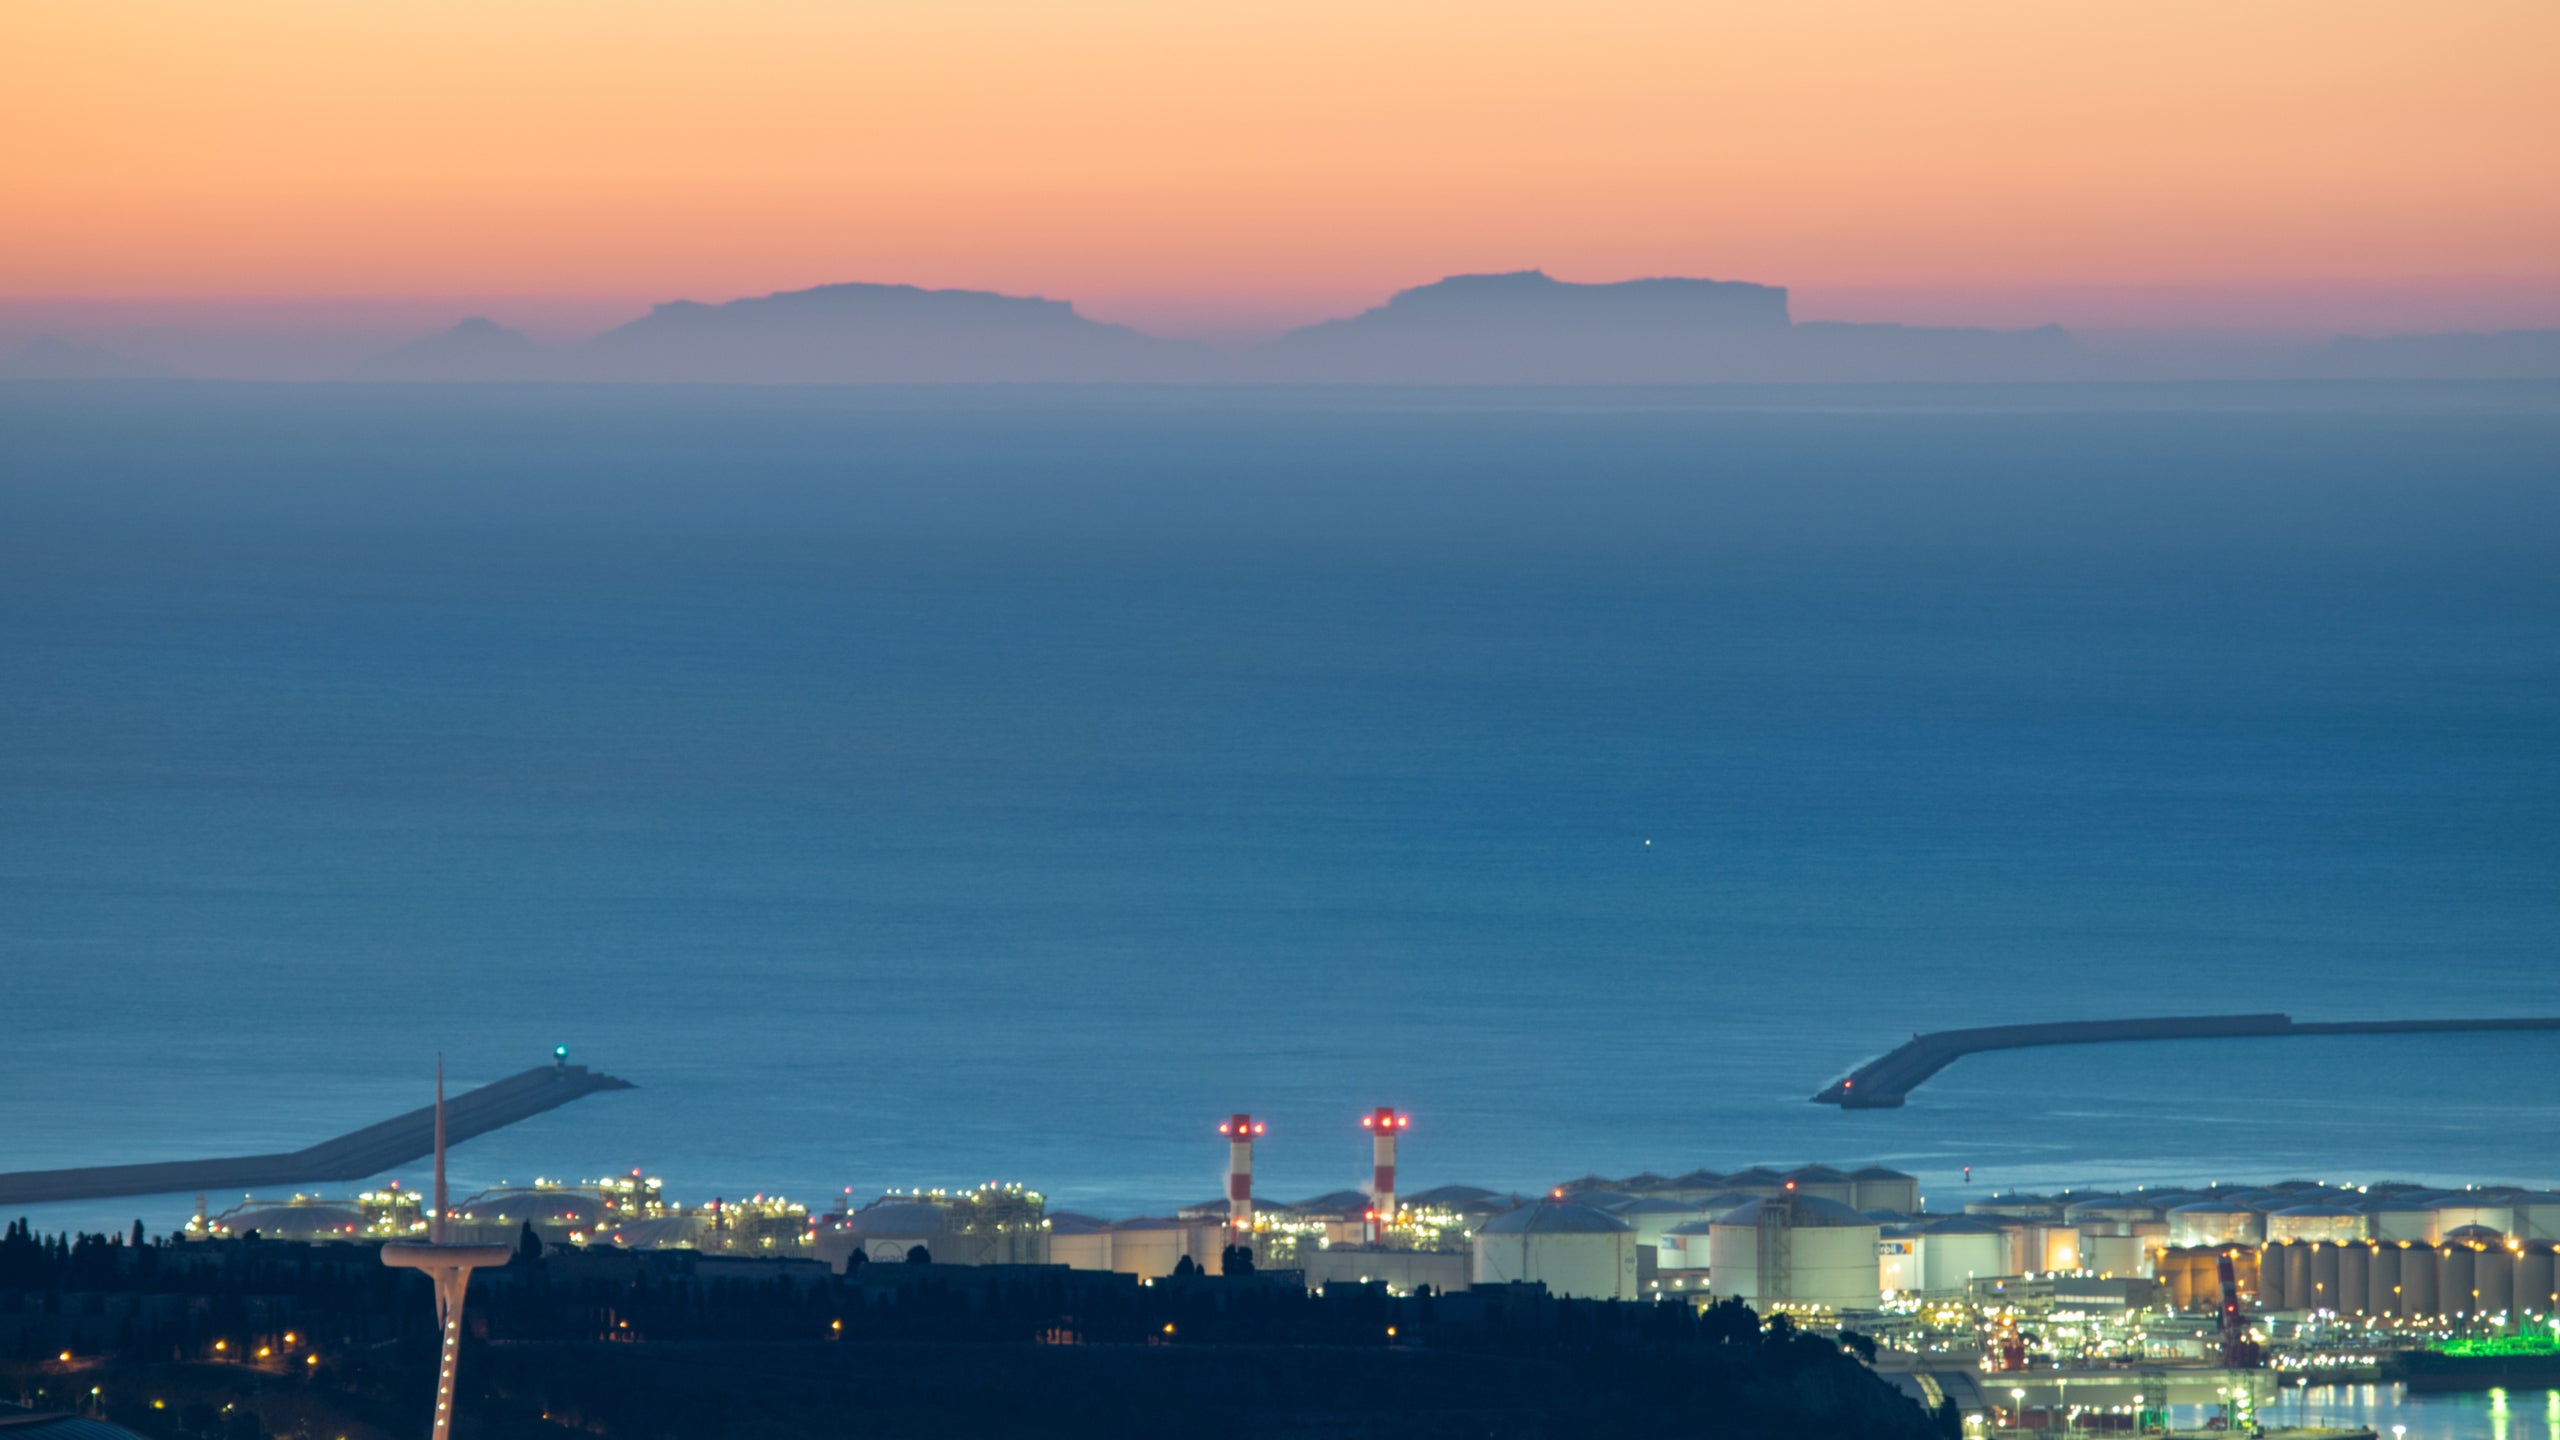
[1221,1114,1262,1232]
[1363,1109,1408,1243]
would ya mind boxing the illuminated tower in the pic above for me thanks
[1217,1114,1263,1233]
[1360,1108,1408,1243]
[380,1060,513,1440]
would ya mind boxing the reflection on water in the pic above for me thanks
[2173,1384,2560,1439]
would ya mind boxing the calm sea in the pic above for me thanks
[5,382,2557,1236]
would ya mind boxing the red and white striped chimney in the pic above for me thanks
[1361,1108,1408,1242]
[1218,1114,1263,1232]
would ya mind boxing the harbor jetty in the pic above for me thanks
[1814,1014,2560,1108]
[0,1060,633,1206]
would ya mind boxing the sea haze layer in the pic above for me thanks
[3,382,2557,1232]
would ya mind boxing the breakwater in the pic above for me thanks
[0,1063,633,1206]
[1813,1015,2560,1108]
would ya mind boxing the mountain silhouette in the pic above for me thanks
[1249,271,2077,382]
[353,317,558,381]
[575,282,1201,383]
[341,272,2117,385]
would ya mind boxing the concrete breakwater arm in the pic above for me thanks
[1812,1014,2560,1108]
[0,1063,634,1206]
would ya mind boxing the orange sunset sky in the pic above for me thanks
[5,0,2557,336]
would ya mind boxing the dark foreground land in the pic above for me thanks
[2,1224,1951,1439]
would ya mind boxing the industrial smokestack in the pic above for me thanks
[1218,1114,1263,1232]
[1361,1108,1408,1243]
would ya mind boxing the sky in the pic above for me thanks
[5,0,2558,340]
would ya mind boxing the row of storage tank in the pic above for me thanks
[2156,1239,2560,1320]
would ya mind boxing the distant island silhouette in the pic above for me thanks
[5,271,2523,386]
[349,271,2087,385]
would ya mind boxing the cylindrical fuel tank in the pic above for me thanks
[2256,1244,2288,1310]
[2165,1250,2198,1309]
[2308,1243,2341,1313]
[2371,1244,2402,1318]
[2338,1243,2371,1317]
[2439,1245,2477,1318]
[2285,1242,2312,1311]
[2477,1246,2515,1316]
[2399,1244,2439,1320]
[2519,1244,2558,1317]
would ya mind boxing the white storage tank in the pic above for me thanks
[2513,1192,2560,1243]
[1708,1194,1882,1313]
[843,1202,948,1264]
[1876,1224,1923,1296]
[1919,1216,2009,1293]
[1047,1213,1114,1271]
[1657,1218,1716,1275]
[2168,1202,2265,1248]
[1719,1168,1790,1198]
[1612,1196,1713,1253]
[1850,1166,1921,1215]
[2065,1196,2166,1227]
[2432,1195,2520,1240]
[2365,1195,2438,1243]
[2268,1203,2368,1244]
[1109,1217,1219,1279]
[1472,1201,1638,1300]
[1781,1166,1858,1206]
[2083,1232,2149,1278]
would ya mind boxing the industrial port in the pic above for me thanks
[11,1051,2558,1438]
[140,1105,2560,1437]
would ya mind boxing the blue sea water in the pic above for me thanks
[3,381,2557,1235]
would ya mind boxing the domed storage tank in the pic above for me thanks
[1612,1196,1713,1253]
[2066,1196,2166,1228]
[1665,1170,1727,1202]
[1781,1166,1857,1205]
[2512,1193,2560,1243]
[2084,1232,2148,1278]
[1719,1168,1790,1198]
[1472,1201,1638,1300]
[1966,1194,2064,1223]
[1046,1213,1113,1271]
[2270,1204,2368,1244]
[2365,1195,2437,1243]
[1876,1223,1922,1296]
[1708,1195,1882,1312]
[208,1200,371,1241]
[847,1202,949,1264]
[2434,1196,2520,1240]
[1110,1217,1218,1279]
[2169,1202,2265,1247]
[1657,1218,1716,1275]
[1850,1167,1920,1214]
[1919,1216,2008,1293]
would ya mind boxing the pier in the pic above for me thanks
[1813,1014,2560,1108]
[0,1062,633,1206]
